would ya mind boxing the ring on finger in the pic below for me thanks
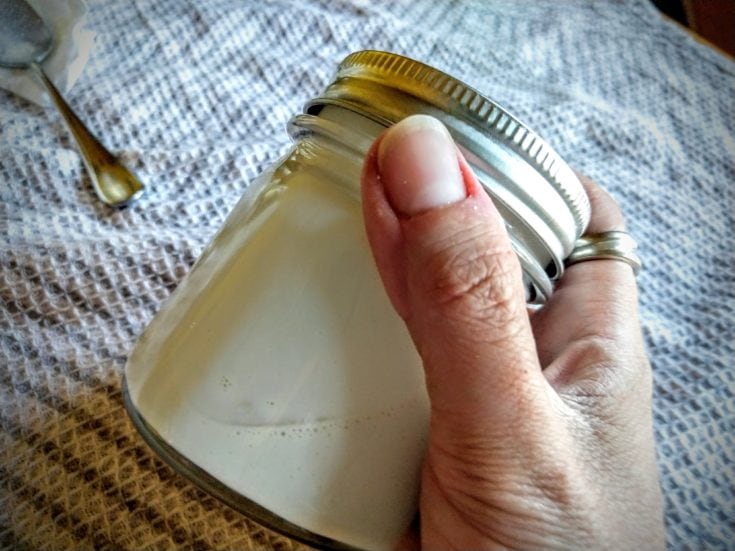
[565,230,641,276]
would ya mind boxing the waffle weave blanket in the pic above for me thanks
[1,0,733,549]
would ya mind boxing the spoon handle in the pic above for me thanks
[32,62,144,207]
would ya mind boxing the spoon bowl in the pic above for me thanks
[0,0,145,207]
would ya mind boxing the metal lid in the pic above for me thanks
[305,50,590,303]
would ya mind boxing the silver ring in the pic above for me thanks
[565,231,642,276]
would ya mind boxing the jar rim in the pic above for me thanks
[303,50,591,303]
[307,50,590,238]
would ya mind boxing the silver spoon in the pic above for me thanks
[0,0,144,207]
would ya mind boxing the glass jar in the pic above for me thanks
[124,50,590,550]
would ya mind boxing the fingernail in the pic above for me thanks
[377,114,466,216]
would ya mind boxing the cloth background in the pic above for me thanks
[1,0,733,549]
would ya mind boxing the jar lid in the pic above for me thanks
[305,50,590,303]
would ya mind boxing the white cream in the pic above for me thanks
[126,157,430,549]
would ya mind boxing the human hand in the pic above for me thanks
[361,115,665,550]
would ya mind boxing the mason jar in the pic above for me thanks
[124,50,590,551]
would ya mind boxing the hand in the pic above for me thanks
[361,115,665,550]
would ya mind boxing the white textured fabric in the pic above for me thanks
[1,0,733,549]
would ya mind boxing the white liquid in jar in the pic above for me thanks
[126,160,430,550]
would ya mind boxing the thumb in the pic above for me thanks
[361,115,551,426]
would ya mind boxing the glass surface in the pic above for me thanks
[125,138,430,550]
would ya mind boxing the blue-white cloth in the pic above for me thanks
[1,0,733,548]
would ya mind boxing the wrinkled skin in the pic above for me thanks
[361,116,665,551]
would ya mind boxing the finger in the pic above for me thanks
[578,173,626,233]
[361,115,552,427]
[532,175,647,391]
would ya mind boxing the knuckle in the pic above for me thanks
[565,335,652,406]
[420,229,524,330]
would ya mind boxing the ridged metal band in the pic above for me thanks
[565,231,642,276]
[304,50,591,303]
[334,51,590,231]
